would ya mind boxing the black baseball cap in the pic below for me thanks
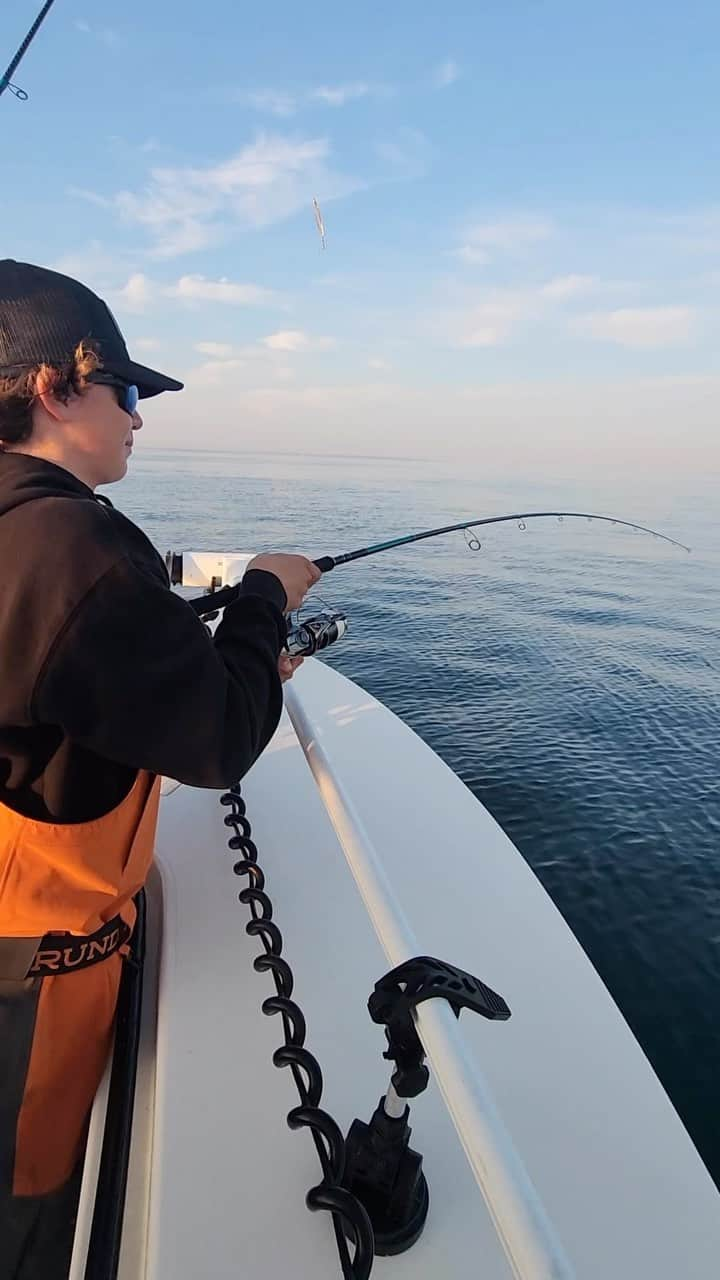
[0,259,183,399]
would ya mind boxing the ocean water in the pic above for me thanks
[112,446,719,1187]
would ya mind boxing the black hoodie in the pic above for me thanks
[0,452,288,822]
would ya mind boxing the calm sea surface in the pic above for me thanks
[109,446,719,1187]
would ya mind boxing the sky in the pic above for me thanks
[2,0,720,476]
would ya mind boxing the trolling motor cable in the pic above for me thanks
[182,509,690,620]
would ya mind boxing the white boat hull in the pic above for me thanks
[70,559,720,1277]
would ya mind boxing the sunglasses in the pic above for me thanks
[88,374,139,417]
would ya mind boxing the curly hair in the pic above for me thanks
[0,341,102,447]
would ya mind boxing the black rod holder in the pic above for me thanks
[342,956,511,1256]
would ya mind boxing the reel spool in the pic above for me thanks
[285,610,348,658]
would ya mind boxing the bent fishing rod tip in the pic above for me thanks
[188,510,688,615]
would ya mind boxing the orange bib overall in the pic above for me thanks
[0,771,159,1197]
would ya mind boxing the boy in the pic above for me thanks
[0,258,319,1276]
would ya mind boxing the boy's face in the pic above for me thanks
[32,379,144,489]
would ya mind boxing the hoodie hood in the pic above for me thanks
[0,451,97,518]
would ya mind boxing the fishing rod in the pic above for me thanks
[183,509,690,618]
[0,0,57,101]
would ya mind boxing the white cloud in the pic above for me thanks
[541,274,597,299]
[117,273,154,311]
[577,306,696,349]
[433,59,460,88]
[191,358,246,386]
[642,210,720,254]
[434,287,538,349]
[67,186,113,210]
[53,242,131,288]
[112,190,214,257]
[430,270,700,354]
[457,300,523,348]
[459,327,505,348]
[170,275,276,305]
[245,90,297,117]
[437,272,690,350]
[440,276,596,348]
[108,273,279,315]
[238,81,389,115]
[313,272,354,287]
[263,330,307,352]
[375,129,429,180]
[461,216,554,256]
[262,329,335,352]
[133,337,161,352]
[190,347,308,387]
[454,245,491,266]
[452,217,554,268]
[368,357,391,370]
[75,19,120,46]
[101,133,362,255]
[310,82,373,106]
[186,334,335,386]
[195,341,234,358]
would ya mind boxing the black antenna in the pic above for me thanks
[1,0,58,102]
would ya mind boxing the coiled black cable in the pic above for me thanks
[221,786,375,1279]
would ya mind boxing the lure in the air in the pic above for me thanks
[313,198,326,250]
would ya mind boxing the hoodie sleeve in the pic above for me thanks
[31,558,289,788]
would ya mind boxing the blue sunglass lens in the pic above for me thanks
[125,384,139,415]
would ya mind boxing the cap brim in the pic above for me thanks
[105,357,184,399]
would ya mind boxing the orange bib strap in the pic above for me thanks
[0,913,131,981]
